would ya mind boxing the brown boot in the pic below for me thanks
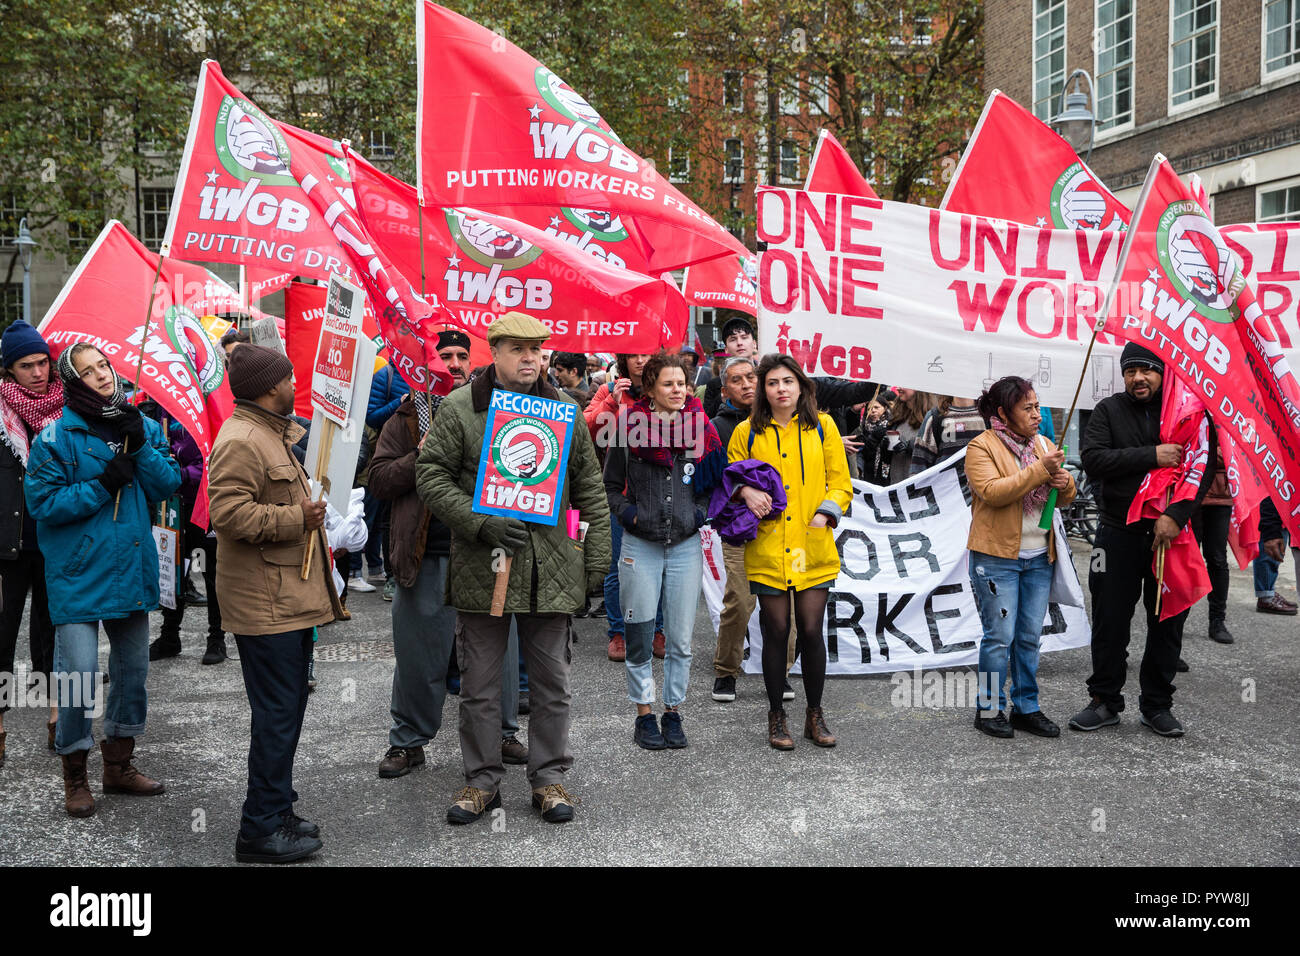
[100,737,165,796]
[61,750,95,817]
[767,709,795,750]
[804,706,837,747]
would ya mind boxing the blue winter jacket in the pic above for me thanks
[366,365,411,430]
[23,409,182,625]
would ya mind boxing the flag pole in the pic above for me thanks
[115,244,168,521]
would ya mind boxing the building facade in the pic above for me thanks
[985,0,1300,224]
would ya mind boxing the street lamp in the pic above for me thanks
[15,217,36,324]
[1052,69,1096,161]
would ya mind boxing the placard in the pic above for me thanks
[471,388,577,526]
[310,274,364,426]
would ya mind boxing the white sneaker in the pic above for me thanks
[349,575,377,593]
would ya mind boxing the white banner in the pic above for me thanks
[701,452,1091,675]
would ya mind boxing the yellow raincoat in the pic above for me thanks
[727,412,853,590]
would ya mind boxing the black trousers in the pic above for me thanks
[160,529,222,644]
[233,628,312,840]
[1087,524,1188,715]
[0,551,54,714]
[1191,505,1231,624]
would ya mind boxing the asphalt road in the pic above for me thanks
[2,542,1297,866]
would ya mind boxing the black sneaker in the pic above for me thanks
[1176,656,1189,672]
[283,810,320,838]
[235,824,322,864]
[660,710,688,748]
[633,713,667,750]
[782,678,795,701]
[1139,710,1185,737]
[1068,699,1121,731]
[149,638,181,661]
[201,636,227,665]
[711,676,737,702]
[973,710,1014,738]
[1208,620,1234,644]
[1009,708,1060,738]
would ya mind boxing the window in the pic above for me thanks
[1170,0,1217,108]
[369,129,394,160]
[780,140,799,182]
[723,71,743,110]
[723,138,744,183]
[669,68,690,111]
[0,190,23,249]
[815,76,831,116]
[0,284,23,326]
[913,15,933,45]
[668,144,690,183]
[778,81,800,115]
[1033,0,1067,122]
[884,93,905,117]
[1264,0,1300,77]
[66,189,103,253]
[140,187,170,251]
[1095,1,1134,130]
[1259,179,1300,221]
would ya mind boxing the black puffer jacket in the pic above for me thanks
[1081,387,1215,529]
[0,439,31,557]
[604,445,711,546]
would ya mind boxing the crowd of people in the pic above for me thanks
[0,310,1291,864]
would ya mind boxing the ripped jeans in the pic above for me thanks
[617,532,701,708]
[968,551,1053,715]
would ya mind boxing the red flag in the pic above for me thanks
[805,130,878,198]
[415,1,745,274]
[244,267,294,301]
[1103,155,1300,550]
[349,151,688,351]
[681,253,758,317]
[942,91,1129,232]
[36,221,235,528]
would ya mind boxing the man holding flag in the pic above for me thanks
[1070,344,1215,738]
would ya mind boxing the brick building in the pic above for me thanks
[985,1,1300,224]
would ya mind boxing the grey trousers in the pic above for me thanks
[389,557,519,748]
[457,611,571,792]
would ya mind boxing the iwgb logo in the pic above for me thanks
[214,96,294,185]
[164,306,226,395]
[1050,162,1127,231]
[1156,201,1246,323]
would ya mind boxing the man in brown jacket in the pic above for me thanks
[208,345,343,864]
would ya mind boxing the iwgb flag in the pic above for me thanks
[415,1,746,274]
[350,151,689,352]
[37,221,236,527]
[942,91,1129,232]
[1102,155,1300,543]
[681,253,758,317]
[1126,375,1212,620]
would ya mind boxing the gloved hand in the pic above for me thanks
[118,405,146,452]
[478,515,529,555]
[97,451,136,493]
[587,569,606,596]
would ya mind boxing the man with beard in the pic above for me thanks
[371,329,528,778]
[1069,343,1215,739]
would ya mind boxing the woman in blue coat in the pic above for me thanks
[24,343,181,817]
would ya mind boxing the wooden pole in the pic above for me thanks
[1154,542,1168,618]
[490,555,513,617]
[300,418,336,580]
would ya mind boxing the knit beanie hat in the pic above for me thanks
[228,344,294,400]
[1120,342,1164,373]
[1,320,50,368]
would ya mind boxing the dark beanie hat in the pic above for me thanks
[436,328,471,351]
[1120,342,1164,373]
[228,344,294,400]
[2,320,50,368]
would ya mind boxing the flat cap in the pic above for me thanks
[487,311,551,345]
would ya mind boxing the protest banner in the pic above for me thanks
[700,452,1090,675]
[415,1,747,274]
[37,221,235,529]
[248,316,286,354]
[755,185,1129,408]
[303,335,378,520]
[472,388,579,614]
[153,496,182,611]
[349,151,689,351]
[1098,155,1300,543]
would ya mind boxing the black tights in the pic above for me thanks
[758,588,830,712]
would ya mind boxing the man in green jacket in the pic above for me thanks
[416,312,610,825]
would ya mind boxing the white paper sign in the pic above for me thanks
[303,335,378,515]
[310,274,365,426]
[153,526,179,611]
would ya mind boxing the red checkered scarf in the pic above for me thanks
[0,377,64,463]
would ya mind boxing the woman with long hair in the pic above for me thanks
[964,376,1075,739]
[605,352,725,749]
[861,387,937,485]
[910,394,985,475]
[727,353,852,750]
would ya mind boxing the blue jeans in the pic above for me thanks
[969,551,1053,715]
[605,519,664,639]
[53,612,150,755]
[618,533,702,708]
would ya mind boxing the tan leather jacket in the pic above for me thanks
[964,430,1076,562]
[207,401,343,635]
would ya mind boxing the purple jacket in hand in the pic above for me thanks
[707,458,787,545]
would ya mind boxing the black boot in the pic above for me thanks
[149,636,181,661]
[1208,619,1234,644]
[201,634,228,665]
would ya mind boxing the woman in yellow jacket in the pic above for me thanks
[964,376,1075,740]
[727,354,852,750]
